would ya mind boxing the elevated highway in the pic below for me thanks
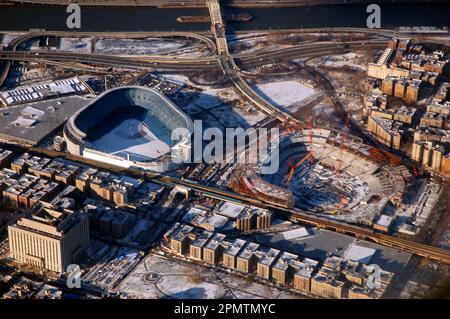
[0,30,217,87]
[0,39,386,66]
[0,51,219,69]
[208,0,298,123]
[0,25,423,89]
[1,10,449,268]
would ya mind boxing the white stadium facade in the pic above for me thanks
[64,86,193,172]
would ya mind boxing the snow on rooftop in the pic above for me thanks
[116,176,142,188]
[182,207,206,224]
[202,214,229,229]
[343,243,376,264]
[376,214,394,227]
[51,83,76,94]
[22,106,45,118]
[217,202,246,219]
[12,116,36,128]
[282,227,310,240]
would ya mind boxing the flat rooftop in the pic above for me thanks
[217,202,246,219]
[255,228,412,274]
[0,95,89,145]
[223,238,247,257]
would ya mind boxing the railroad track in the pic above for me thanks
[2,142,450,265]
[1,24,449,264]
[0,30,217,86]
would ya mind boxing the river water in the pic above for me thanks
[0,3,449,32]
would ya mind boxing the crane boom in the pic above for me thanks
[286,152,312,184]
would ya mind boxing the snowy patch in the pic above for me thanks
[60,38,92,53]
[88,118,170,160]
[119,254,302,299]
[161,74,266,127]
[343,243,376,264]
[282,227,309,240]
[95,38,186,55]
[253,81,317,112]
[1,34,21,46]
[317,53,367,71]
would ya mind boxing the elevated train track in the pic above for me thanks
[2,142,450,265]
[1,8,449,265]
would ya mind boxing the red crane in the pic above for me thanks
[314,113,321,136]
[308,115,314,163]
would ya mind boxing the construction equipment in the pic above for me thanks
[286,152,312,184]
[308,116,314,163]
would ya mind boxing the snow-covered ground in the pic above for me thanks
[1,33,21,46]
[253,80,317,113]
[60,38,92,53]
[88,118,170,160]
[313,103,335,116]
[95,38,186,55]
[118,253,302,299]
[314,52,367,71]
[161,74,266,128]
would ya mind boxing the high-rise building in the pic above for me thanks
[411,142,424,162]
[8,202,89,273]
[222,238,246,270]
[169,224,193,255]
[236,242,259,273]
[256,247,280,280]
[293,258,319,293]
[255,210,272,230]
[431,145,445,171]
[381,77,396,95]
[202,233,226,265]
[189,230,212,261]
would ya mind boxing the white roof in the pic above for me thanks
[51,83,75,94]
[118,176,141,188]
[376,214,394,227]
[182,207,206,224]
[22,106,45,118]
[12,117,36,128]
[343,243,376,264]
[202,214,228,229]
[282,227,309,240]
[217,202,246,218]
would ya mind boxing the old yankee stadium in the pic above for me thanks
[64,86,193,172]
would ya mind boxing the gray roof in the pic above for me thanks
[255,228,411,274]
[0,96,88,145]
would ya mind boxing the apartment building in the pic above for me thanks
[8,202,89,273]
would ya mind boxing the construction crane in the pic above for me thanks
[286,152,312,184]
[336,112,351,176]
[314,112,321,136]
